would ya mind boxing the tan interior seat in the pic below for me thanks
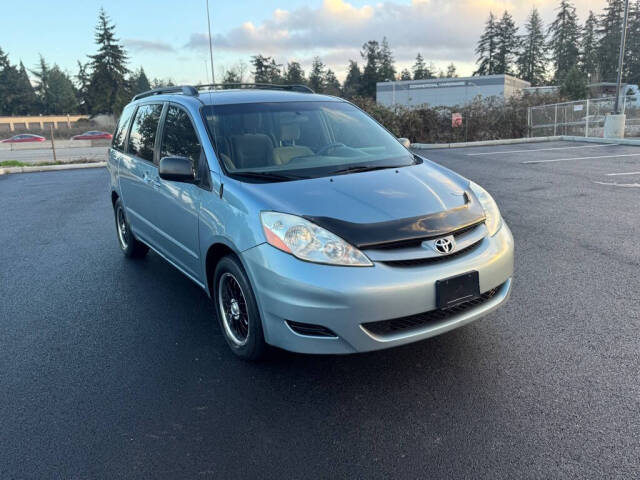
[273,124,313,165]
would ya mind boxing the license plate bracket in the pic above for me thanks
[436,271,480,309]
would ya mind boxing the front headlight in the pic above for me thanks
[260,211,373,266]
[469,181,503,236]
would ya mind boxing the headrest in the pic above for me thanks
[243,114,261,132]
[280,123,300,142]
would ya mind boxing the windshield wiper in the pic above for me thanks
[330,165,399,176]
[229,171,306,182]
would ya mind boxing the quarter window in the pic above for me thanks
[112,104,136,152]
[160,106,201,167]
[127,104,163,162]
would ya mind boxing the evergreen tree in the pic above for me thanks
[31,55,53,113]
[560,65,588,99]
[360,40,381,98]
[446,63,458,78]
[323,69,341,96]
[130,67,150,95]
[75,61,91,113]
[283,61,306,85]
[13,61,38,114]
[580,11,600,80]
[0,48,26,115]
[548,0,581,82]
[597,0,625,82]
[495,11,519,75]
[47,66,79,113]
[308,57,326,93]
[517,8,547,86]
[86,8,129,114]
[378,37,396,81]
[626,0,640,86]
[222,67,241,85]
[399,68,412,80]
[342,60,362,98]
[412,53,427,79]
[475,12,499,75]
[251,55,282,83]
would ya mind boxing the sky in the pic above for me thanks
[1,0,608,84]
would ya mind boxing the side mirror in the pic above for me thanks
[159,156,195,183]
[398,137,411,149]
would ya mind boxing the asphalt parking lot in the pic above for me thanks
[1,140,639,478]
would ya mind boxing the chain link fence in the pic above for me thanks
[529,96,640,138]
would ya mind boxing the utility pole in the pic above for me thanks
[206,0,215,84]
[614,0,630,114]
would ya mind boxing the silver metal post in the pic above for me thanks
[614,0,630,114]
[554,104,558,136]
[585,99,590,137]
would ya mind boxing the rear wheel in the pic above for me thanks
[214,255,267,360]
[114,198,148,258]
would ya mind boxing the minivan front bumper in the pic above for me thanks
[241,223,514,354]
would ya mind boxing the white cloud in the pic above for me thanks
[185,0,607,77]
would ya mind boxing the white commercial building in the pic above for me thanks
[376,74,531,108]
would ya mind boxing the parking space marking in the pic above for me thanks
[593,180,640,188]
[522,153,640,164]
[606,171,640,176]
[466,144,615,156]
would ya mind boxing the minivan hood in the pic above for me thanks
[239,161,471,224]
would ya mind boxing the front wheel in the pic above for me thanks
[114,198,149,258]
[214,255,267,360]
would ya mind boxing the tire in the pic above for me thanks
[114,197,149,259]
[213,255,267,360]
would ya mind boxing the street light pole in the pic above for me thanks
[206,0,215,84]
[614,0,630,114]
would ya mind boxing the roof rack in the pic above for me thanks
[131,83,315,102]
[196,83,314,94]
[132,85,198,101]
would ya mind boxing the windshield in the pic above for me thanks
[203,101,417,181]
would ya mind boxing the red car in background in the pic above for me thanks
[0,134,46,143]
[71,131,113,140]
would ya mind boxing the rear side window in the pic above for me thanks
[112,105,135,152]
[127,104,163,162]
[160,106,201,166]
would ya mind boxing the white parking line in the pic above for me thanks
[593,181,640,188]
[606,171,640,176]
[466,144,616,156]
[523,153,640,164]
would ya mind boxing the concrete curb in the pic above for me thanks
[0,161,106,175]
[411,136,563,149]
[411,135,640,150]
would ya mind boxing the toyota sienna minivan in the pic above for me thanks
[107,84,514,360]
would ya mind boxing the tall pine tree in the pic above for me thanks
[360,40,381,98]
[580,11,600,80]
[86,8,129,114]
[597,0,625,82]
[625,0,640,86]
[495,11,519,75]
[378,37,396,81]
[474,12,499,75]
[14,61,38,114]
[283,61,306,85]
[548,0,581,82]
[517,8,547,85]
[342,60,362,98]
[308,57,326,93]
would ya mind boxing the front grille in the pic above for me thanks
[361,284,503,337]
[286,321,337,338]
[380,239,482,267]
[371,222,484,251]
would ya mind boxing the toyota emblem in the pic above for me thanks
[434,237,455,254]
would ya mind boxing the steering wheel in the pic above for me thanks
[315,142,345,156]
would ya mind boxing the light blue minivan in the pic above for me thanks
[107,84,513,360]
